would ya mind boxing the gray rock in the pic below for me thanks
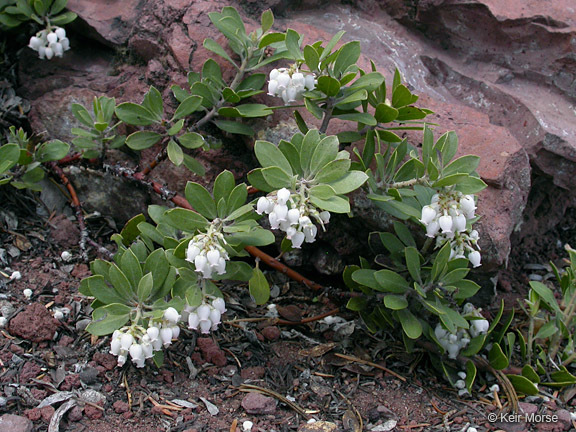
[0,414,33,432]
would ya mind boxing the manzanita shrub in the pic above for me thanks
[0,0,76,59]
[10,5,572,400]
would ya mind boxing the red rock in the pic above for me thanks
[40,406,55,423]
[60,374,81,391]
[261,326,281,341]
[30,388,47,401]
[84,404,104,420]
[49,214,81,249]
[68,406,84,422]
[19,362,42,381]
[24,409,41,422]
[93,353,117,371]
[113,400,130,414]
[161,369,174,384]
[196,337,227,367]
[9,303,59,343]
[241,392,277,415]
[58,336,75,347]
[0,414,33,432]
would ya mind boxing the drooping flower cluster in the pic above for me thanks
[256,187,330,248]
[420,191,481,267]
[434,303,489,360]
[28,27,70,60]
[182,297,226,334]
[267,67,316,104]
[109,307,181,368]
[186,223,229,279]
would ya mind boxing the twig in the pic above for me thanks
[333,352,406,382]
[275,307,340,325]
[47,162,112,261]
[238,384,310,418]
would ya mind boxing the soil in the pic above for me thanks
[0,174,576,432]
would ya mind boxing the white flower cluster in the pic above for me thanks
[256,187,330,248]
[268,68,316,104]
[185,226,229,279]
[420,191,481,267]
[182,297,226,334]
[454,371,469,396]
[434,303,489,360]
[28,27,70,60]
[109,307,181,368]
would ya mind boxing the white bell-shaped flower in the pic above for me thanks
[164,307,180,324]
[267,79,279,96]
[197,304,211,320]
[212,297,226,314]
[160,327,173,346]
[287,208,300,225]
[452,213,467,232]
[186,244,201,262]
[319,211,330,224]
[45,47,54,60]
[277,188,291,205]
[305,74,316,90]
[55,27,66,40]
[468,250,481,267]
[199,319,212,334]
[110,337,122,355]
[188,312,200,330]
[117,354,127,367]
[129,343,143,362]
[120,333,134,350]
[291,231,305,248]
[47,32,58,44]
[420,205,437,225]
[438,215,453,233]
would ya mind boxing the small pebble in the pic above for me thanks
[10,271,21,281]
[61,251,72,262]
[23,289,32,299]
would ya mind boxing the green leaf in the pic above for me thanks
[167,119,184,136]
[383,295,408,310]
[71,103,94,127]
[182,154,205,176]
[374,103,398,123]
[320,30,345,61]
[443,155,480,176]
[529,281,561,313]
[167,140,184,166]
[396,309,422,339]
[164,208,210,232]
[432,173,469,188]
[285,28,303,60]
[261,9,273,32]
[374,270,410,293]
[334,112,377,126]
[488,343,509,370]
[522,365,540,384]
[300,129,321,175]
[172,96,202,120]
[261,166,292,189]
[185,182,217,220]
[326,170,368,195]
[310,135,339,175]
[50,0,67,15]
[213,170,235,204]
[333,41,361,77]
[309,184,336,200]
[304,98,323,119]
[317,76,341,97]
[314,158,351,183]
[227,183,248,213]
[249,268,270,305]
[214,120,254,136]
[506,374,539,395]
[0,144,20,173]
[258,32,285,48]
[125,131,162,150]
[405,247,421,282]
[247,169,274,193]
[178,132,204,149]
[303,45,320,71]
[255,140,294,174]
[465,361,477,393]
[222,87,241,103]
[337,89,367,106]
[86,304,131,336]
[203,38,237,66]
[108,264,135,301]
[144,249,170,293]
[115,103,158,126]
[137,272,154,302]
[120,249,143,289]
[49,11,77,25]
[349,72,385,92]
[391,84,417,108]
[454,176,487,194]
[33,0,46,16]
[35,140,70,162]
[80,275,125,304]
[309,194,350,213]
[142,86,163,121]
[351,269,379,290]
[279,139,302,174]
[219,104,273,118]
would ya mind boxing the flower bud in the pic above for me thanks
[47,32,58,44]
[291,231,305,248]
[186,244,201,262]
[188,312,200,330]
[160,327,173,346]
[420,205,437,225]
[468,250,481,268]
[120,333,134,350]
[117,354,127,366]
[277,188,290,205]
[216,257,226,275]
[319,211,330,224]
[197,304,211,320]
[164,307,180,324]
[55,27,66,40]
[438,215,453,233]
[212,297,226,314]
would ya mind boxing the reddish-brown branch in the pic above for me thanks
[106,164,325,292]
[57,153,99,166]
[276,307,340,325]
[139,146,168,177]
[48,162,113,260]
[245,246,323,291]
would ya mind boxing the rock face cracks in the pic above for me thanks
[20,0,576,272]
